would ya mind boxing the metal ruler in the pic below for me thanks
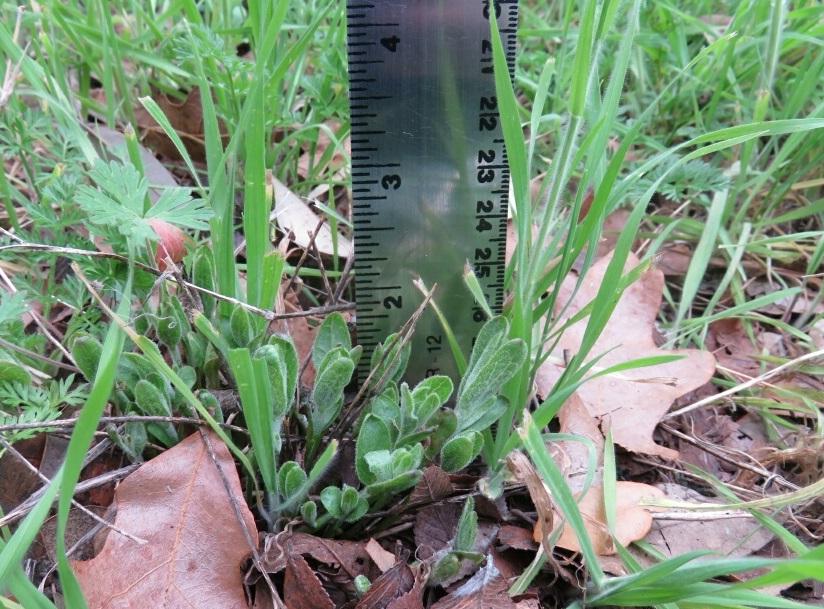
[347,0,519,385]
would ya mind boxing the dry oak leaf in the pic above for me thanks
[72,431,257,609]
[536,252,716,459]
[554,393,604,494]
[555,482,665,556]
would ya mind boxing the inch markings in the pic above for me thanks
[348,0,519,386]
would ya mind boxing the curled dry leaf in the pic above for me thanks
[506,452,553,556]
[262,531,377,580]
[495,525,537,553]
[273,178,353,258]
[72,431,257,609]
[134,88,210,162]
[536,252,716,459]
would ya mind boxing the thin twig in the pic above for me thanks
[0,336,80,373]
[660,422,798,492]
[651,510,754,521]
[198,430,286,609]
[282,219,325,296]
[0,436,147,544]
[0,415,249,435]
[0,465,138,528]
[332,253,355,305]
[665,347,824,420]
[310,238,334,303]
[0,266,76,366]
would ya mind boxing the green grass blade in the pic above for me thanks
[520,411,605,587]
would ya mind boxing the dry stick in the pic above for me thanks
[660,422,799,492]
[665,347,824,420]
[282,220,325,296]
[652,510,754,521]
[0,466,138,528]
[0,241,354,321]
[332,253,355,305]
[0,436,146,545]
[0,336,80,373]
[310,239,334,303]
[330,285,435,440]
[633,456,762,499]
[197,430,285,609]
[0,415,249,435]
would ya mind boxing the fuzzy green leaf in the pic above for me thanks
[356,414,392,485]
[312,312,351,368]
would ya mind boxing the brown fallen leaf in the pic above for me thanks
[259,531,379,588]
[430,556,515,609]
[555,482,665,556]
[135,89,210,163]
[414,503,461,558]
[536,252,716,459]
[366,538,397,573]
[506,452,554,556]
[409,465,454,505]
[495,525,537,553]
[284,553,335,609]
[385,574,426,609]
[355,562,419,609]
[508,448,662,557]
[654,243,693,276]
[648,483,773,559]
[72,431,256,609]
[554,394,604,494]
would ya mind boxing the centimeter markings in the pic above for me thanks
[347,0,519,385]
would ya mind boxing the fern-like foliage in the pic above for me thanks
[628,158,729,202]
[0,376,87,446]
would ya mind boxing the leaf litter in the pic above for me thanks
[62,242,753,607]
[72,431,257,609]
[536,251,717,459]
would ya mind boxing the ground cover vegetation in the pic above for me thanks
[0,0,823,608]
